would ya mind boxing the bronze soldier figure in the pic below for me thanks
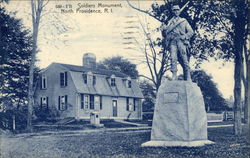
[163,5,194,81]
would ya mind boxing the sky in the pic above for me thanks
[4,0,234,99]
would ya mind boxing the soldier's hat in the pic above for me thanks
[172,5,180,10]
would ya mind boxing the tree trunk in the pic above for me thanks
[243,44,249,123]
[27,0,42,131]
[27,48,36,131]
[243,61,248,123]
[234,55,242,135]
[12,115,16,131]
[27,35,37,131]
[232,0,246,136]
[247,55,250,144]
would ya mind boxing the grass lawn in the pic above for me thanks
[1,126,249,158]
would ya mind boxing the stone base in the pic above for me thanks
[90,124,104,128]
[142,80,213,147]
[142,140,215,147]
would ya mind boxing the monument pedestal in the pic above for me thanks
[142,80,214,147]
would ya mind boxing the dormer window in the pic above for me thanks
[82,74,87,84]
[41,75,47,89]
[111,77,116,86]
[128,80,132,88]
[93,76,96,85]
[60,72,68,87]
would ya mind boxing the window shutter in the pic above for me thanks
[65,72,68,86]
[60,73,64,86]
[126,98,129,111]
[58,96,61,110]
[100,96,102,110]
[42,76,47,89]
[40,76,42,89]
[65,95,68,110]
[40,97,43,109]
[90,95,94,109]
[133,98,136,111]
[46,97,49,109]
[80,94,84,109]
[45,76,47,89]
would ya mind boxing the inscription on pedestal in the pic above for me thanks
[164,92,179,103]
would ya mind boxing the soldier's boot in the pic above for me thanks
[172,71,178,80]
[185,69,191,81]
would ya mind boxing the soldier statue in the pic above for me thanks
[162,5,194,81]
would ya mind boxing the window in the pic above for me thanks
[41,75,47,89]
[80,94,84,109]
[128,80,132,88]
[60,72,68,86]
[90,95,94,109]
[93,76,96,85]
[82,74,87,84]
[84,95,89,109]
[126,97,134,111]
[40,97,48,109]
[111,78,116,86]
[58,95,67,110]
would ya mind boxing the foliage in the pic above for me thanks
[139,80,156,112]
[97,56,139,78]
[190,70,228,112]
[0,7,34,110]
[128,0,247,64]
[0,0,8,3]
[0,106,27,130]
[147,1,241,64]
[33,106,60,121]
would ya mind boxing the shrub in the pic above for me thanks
[0,106,27,130]
[34,106,59,121]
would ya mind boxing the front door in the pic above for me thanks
[112,100,117,117]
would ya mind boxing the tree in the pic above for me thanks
[97,56,139,78]
[0,6,34,130]
[0,0,8,3]
[247,54,250,144]
[139,80,156,112]
[27,0,48,131]
[190,70,227,112]
[122,15,171,91]
[197,0,248,135]
[0,6,33,109]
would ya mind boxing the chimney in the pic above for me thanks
[82,53,96,69]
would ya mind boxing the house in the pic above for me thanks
[34,53,144,120]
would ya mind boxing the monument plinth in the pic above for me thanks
[142,80,214,147]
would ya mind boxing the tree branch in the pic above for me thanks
[126,0,162,22]
[139,74,154,82]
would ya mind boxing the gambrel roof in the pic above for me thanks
[54,63,143,98]
[60,63,128,78]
